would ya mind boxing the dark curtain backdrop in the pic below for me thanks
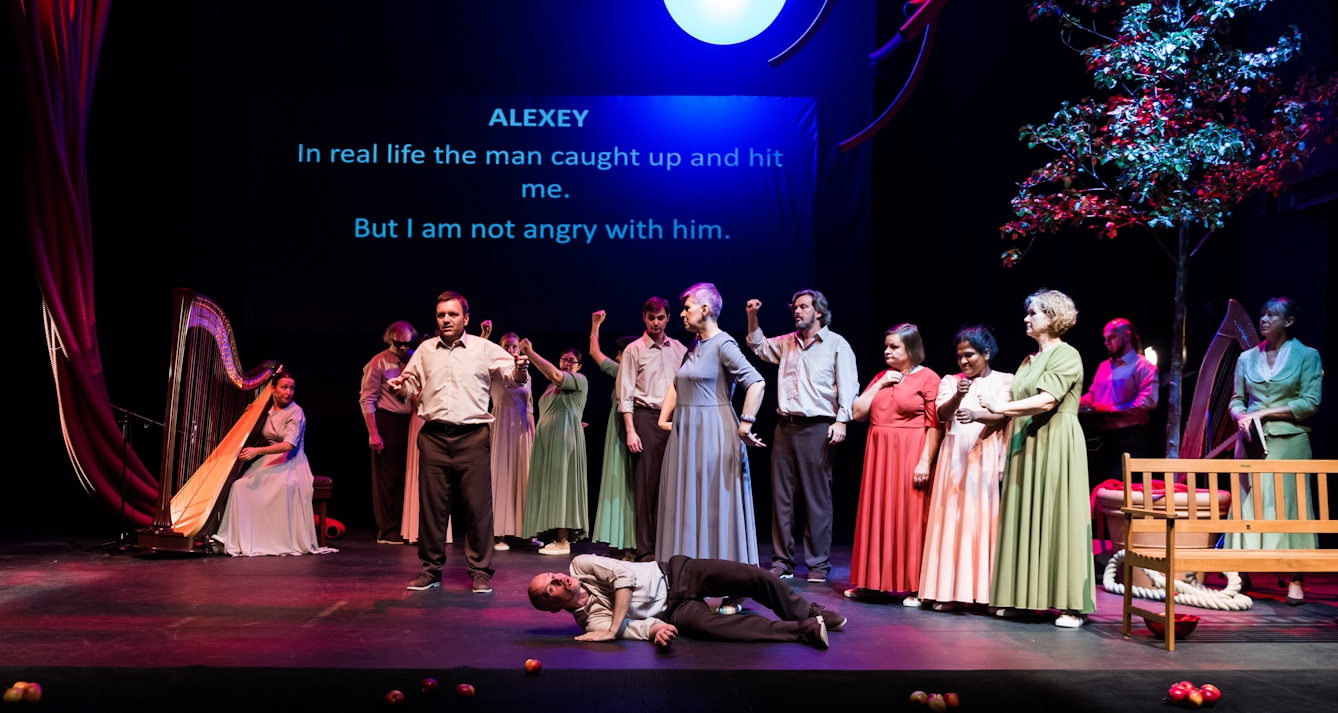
[11,0,156,526]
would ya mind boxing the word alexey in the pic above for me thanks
[488,108,589,128]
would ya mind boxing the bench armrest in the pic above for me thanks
[1119,507,1182,520]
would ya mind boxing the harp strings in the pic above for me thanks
[170,325,256,493]
[1203,341,1243,455]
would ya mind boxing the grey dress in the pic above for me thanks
[657,332,764,565]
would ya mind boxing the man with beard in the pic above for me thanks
[528,554,845,647]
[746,290,858,584]
[616,296,688,562]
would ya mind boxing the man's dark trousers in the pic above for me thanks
[416,422,494,579]
[661,555,814,642]
[371,410,410,541]
[631,407,670,561]
[770,415,835,576]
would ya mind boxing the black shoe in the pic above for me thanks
[378,536,408,545]
[807,570,828,584]
[798,616,829,649]
[770,566,794,580]
[471,573,494,594]
[407,573,440,591]
[1286,596,1305,606]
[808,602,847,630]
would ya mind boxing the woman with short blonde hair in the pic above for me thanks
[983,289,1095,627]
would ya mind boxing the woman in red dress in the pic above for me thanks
[847,324,943,605]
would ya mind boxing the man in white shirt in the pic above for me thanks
[528,554,845,647]
[359,320,418,544]
[616,297,688,562]
[745,290,858,584]
[1080,318,1159,487]
[389,291,528,594]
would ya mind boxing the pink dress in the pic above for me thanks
[850,367,941,593]
[918,370,1012,604]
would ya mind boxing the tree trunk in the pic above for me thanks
[1165,225,1189,458]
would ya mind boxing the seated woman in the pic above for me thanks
[214,371,335,556]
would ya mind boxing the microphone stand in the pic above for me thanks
[87,406,162,555]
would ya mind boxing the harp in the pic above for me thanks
[1180,299,1259,460]
[134,289,280,552]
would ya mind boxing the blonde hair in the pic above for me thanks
[1025,289,1078,336]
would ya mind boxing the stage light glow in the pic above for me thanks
[1144,346,1158,366]
[665,0,786,45]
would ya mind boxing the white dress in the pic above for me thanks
[215,403,336,556]
[491,375,535,537]
[918,370,1011,604]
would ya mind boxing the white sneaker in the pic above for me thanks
[493,541,510,551]
[1054,614,1084,628]
[717,603,740,615]
[538,542,570,556]
[901,596,922,608]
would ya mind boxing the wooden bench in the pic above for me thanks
[1119,456,1338,650]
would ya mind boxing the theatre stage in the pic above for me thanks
[2,535,1336,711]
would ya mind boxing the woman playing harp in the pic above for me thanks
[214,370,336,556]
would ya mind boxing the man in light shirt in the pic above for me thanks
[528,554,845,647]
[616,296,688,562]
[745,290,858,584]
[359,320,418,545]
[389,291,529,594]
[1080,318,1159,487]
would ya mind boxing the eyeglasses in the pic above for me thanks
[559,357,580,364]
[391,340,413,348]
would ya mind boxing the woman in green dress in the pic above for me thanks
[1226,297,1323,605]
[519,339,590,556]
[983,289,1096,628]
[588,309,638,558]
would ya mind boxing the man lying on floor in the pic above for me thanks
[527,554,846,648]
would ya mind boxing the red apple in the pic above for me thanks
[943,692,960,709]
[1167,683,1190,703]
[456,683,476,699]
[19,684,40,704]
[1179,680,1196,689]
[1184,687,1204,710]
[910,690,929,705]
[2,688,22,705]
[420,678,439,695]
[525,659,542,674]
[927,694,947,713]
[1199,684,1221,706]
[384,690,404,705]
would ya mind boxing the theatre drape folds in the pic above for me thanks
[14,0,157,525]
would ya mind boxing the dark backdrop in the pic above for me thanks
[3,0,1333,542]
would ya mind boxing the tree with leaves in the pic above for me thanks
[1000,0,1338,457]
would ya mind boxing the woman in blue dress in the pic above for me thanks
[657,283,767,578]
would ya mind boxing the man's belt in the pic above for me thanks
[422,421,486,436]
[778,414,836,425]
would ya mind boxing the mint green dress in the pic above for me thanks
[990,343,1096,614]
[522,371,589,540]
[1225,340,1323,550]
[591,359,636,548]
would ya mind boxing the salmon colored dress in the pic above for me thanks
[850,367,941,593]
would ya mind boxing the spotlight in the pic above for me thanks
[665,0,786,45]
[1144,346,1158,367]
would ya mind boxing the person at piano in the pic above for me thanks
[1225,297,1323,605]
[215,370,335,556]
[1078,318,1158,489]
[389,291,529,594]
[361,320,418,545]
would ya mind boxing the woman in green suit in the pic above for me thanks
[983,289,1096,628]
[1227,297,1323,604]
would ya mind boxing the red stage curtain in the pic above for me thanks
[13,0,157,526]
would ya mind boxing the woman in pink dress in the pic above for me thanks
[847,324,942,604]
[919,326,1012,611]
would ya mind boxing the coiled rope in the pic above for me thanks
[1102,550,1254,611]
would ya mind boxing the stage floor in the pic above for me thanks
[2,533,1335,672]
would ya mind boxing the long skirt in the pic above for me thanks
[850,425,929,593]
[656,404,758,565]
[592,407,636,548]
[1225,432,1318,550]
[918,428,1005,604]
[216,450,335,556]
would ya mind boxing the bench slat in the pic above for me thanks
[1127,548,1338,572]
[1230,472,1242,521]
[1127,519,1338,534]
[1322,475,1331,521]
[1209,473,1219,521]
[1297,472,1309,521]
